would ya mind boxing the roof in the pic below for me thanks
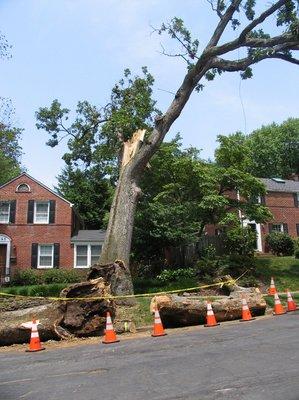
[260,178,299,193]
[71,230,106,243]
[0,172,73,206]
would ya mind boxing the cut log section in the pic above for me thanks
[150,288,266,328]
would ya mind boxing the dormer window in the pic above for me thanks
[16,183,30,192]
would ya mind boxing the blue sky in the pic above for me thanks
[1,0,298,188]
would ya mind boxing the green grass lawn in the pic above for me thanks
[255,256,299,291]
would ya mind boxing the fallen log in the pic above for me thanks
[0,277,114,346]
[150,288,266,328]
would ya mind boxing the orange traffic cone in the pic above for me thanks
[239,296,255,322]
[286,289,297,312]
[268,277,277,295]
[204,302,220,327]
[151,307,167,337]
[273,293,286,316]
[102,312,119,344]
[25,319,45,352]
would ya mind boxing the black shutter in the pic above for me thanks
[260,195,266,205]
[296,224,299,237]
[293,193,298,208]
[49,200,56,224]
[53,243,60,268]
[283,223,288,233]
[9,200,16,223]
[268,223,273,233]
[31,243,38,268]
[27,200,34,223]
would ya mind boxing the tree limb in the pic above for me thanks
[207,0,242,48]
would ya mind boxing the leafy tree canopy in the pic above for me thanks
[132,135,272,263]
[216,118,299,178]
[36,68,159,178]
[0,101,23,185]
[56,165,113,230]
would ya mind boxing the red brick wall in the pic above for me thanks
[0,175,74,272]
[261,191,299,249]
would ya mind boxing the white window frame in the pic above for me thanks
[74,243,102,268]
[37,244,54,269]
[272,223,284,233]
[34,201,50,224]
[16,183,30,192]
[0,202,10,224]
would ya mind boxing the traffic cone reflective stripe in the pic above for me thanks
[239,297,255,322]
[26,319,45,352]
[273,293,286,315]
[268,277,277,295]
[102,312,119,344]
[151,308,167,337]
[286,290,297,312]
[204,302,220,327]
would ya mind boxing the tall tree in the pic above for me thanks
[37,1,299,294]
[56,165,113,229]
[216,118,299,177]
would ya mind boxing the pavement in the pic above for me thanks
[0,311,298,400]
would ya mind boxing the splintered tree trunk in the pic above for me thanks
[99,169,140,268]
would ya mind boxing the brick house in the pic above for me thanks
[0,173,106,283]
[207,177,299,252]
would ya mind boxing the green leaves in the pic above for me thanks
[36,67,159,174]
[215,119,299,178]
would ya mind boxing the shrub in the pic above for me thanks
[223,226,257,256]
[11,269,41,286]
[156,268,196,284]
[294,249,299,259]
[11,269,82,286]
[43,269,81,284]
[265,232,294,256]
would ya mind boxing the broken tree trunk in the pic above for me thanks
[150,287,266,328]
[0,277,115,346]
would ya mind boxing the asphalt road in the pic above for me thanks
[1,312,298,400]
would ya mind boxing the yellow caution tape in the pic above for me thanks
[0,279,237,302]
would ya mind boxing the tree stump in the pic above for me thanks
[87,260,136,306]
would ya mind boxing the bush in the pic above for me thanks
[43,269,81,284]
[294,249,299,259]
[223,226,257,256]
[11,268,82,286]
[265,232,294,256]
[156,268,196,284]
[11,269,41,286]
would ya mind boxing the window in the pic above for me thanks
[38,244,54,268]
[0,202,10,223]
[16,183,30,192]
[34,201,49,223]
[75,244,102,268]
[271,224,284,233]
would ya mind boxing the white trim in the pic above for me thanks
[0,234,11,275]
[0,172,73,206]
[242,220,263,252]
[16,183,31,192]
[34,201,50,224]
[37,244,54,269]
[73,243,102,269]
